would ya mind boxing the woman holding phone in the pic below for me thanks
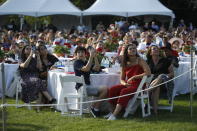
[19,45,56,106]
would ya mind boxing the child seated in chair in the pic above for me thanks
[73,46,108,117]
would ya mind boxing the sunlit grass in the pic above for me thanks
[0,94,197,131]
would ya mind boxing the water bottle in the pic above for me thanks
[15,54,19,62]
[101,57,110,68]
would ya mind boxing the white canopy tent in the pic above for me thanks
[0,0,45,16]
[37,0,82,17]
[83,0,175,18]
[0,0,82,17]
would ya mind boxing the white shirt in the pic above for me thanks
[115,21,125,28]
[53,37,66,46]
[137,42,155,51]
[77,25,85,33]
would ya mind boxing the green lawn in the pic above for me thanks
[1,94,197,131]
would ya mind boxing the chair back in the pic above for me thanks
[145,75,154,87]
[124,75,154,118]
[139,74,153,96]
[193,59,197,76]
[59,75,86,95]
[59,75,86,116]
[60,75,85,84]
[136,75,153,93]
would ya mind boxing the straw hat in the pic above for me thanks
[169,37,184,45]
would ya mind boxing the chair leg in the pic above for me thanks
[16,81,22,108]
[16,87,19,108]
[147,96,151,116]
[65,98,69,113]
[27,103,32,110]
[123,98,137,118]
[141,98,145,117]
[123,103,131,118]
[170,97,174,112]
[141,95,151,117]
[79,96,83,116]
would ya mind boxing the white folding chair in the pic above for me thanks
[6,70,35,110]
[156,72,177,113]
[157,88,175,112]
[124,75,153,118]
[159,59,197,112]
[59,75,86,116]
[14,71,23,108]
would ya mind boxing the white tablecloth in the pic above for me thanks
[179,56,197,62]
[174,62,191,95]
[0,63,19,97]
[0,61,193,100]
[105,52,118,59]
[48,61,194,111]
[47,70,120,111]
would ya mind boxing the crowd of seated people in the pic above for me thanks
[0,19,196,117]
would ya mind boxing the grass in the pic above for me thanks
[0,94,197,131]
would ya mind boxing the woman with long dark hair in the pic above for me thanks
[37,44,58,80]
[19,45,56,105]
[107,41,151,120]
[146,45,174,115]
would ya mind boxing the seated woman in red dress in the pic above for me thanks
[107,42,151,120]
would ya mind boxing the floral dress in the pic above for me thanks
[20,58,47,103]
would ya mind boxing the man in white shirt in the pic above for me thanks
[137,34,154,54]
[77,24,85,33]
[53,31,66,46]
[115,18,125,28]
[129,21,138,30]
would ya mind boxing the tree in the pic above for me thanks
[0,0,6,4]
[70,0,96,10]
[160,0,192,9]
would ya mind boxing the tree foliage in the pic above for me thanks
[0,0,6,4]
[159,0,192,9]
[70,0,96,10]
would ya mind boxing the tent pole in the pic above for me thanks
[169,17,174,30]
[19,15,24,31]
[190,44,194,118]
[1,63,7,131]
[126,12,128,21]
[80,13,83,25]
[34,17,37,31]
